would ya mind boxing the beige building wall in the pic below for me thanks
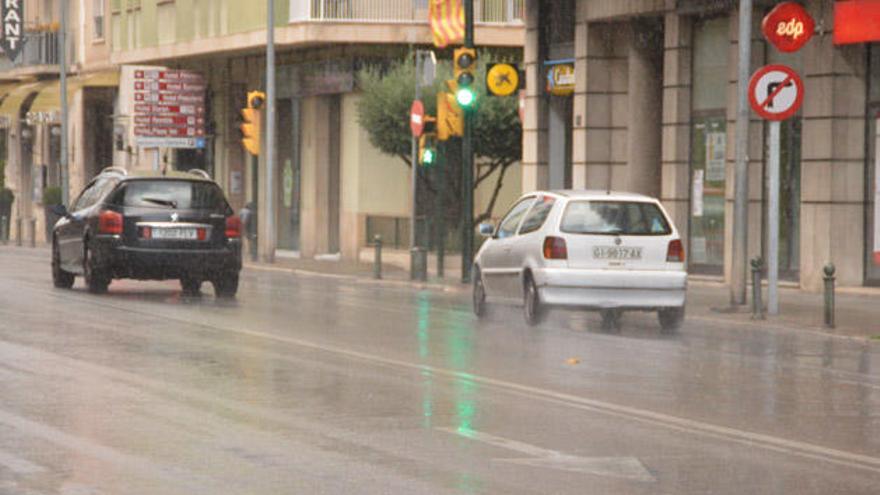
[800,0,868,289]
[521,0,547,192]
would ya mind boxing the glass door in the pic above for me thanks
[865,106,880,284]
[690,114,726,274]
[276,98,301,252]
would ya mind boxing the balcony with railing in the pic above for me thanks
[15,31,60,66]
[290,0,524,24]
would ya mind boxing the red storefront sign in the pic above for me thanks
[834,0,880,45]
[762,1,815,52]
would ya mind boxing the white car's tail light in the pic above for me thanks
[543,236,568,260]
[667,239,685,262]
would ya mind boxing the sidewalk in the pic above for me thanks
[247,251,880,341]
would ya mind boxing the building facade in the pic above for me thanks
[1,0,116,245]
[104,0,524,263]
[523,0,878,290]
[2,0,525,264]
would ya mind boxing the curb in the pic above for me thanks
[244,262,467,293]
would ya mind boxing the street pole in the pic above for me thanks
[59,0,69,205]
[767,120,780,315]
[410,51,422,279]
[265,0,277,263]
[461,0,475,284]
[731,0,753,306]
[436,143,446,278]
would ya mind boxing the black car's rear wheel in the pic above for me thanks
[51,239,75,289]
[212,272,239,298]
[180,277,202,295]
[83,241,110,294]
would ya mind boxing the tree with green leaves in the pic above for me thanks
[356,51,522,232]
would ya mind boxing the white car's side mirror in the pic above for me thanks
[478,223,495,237]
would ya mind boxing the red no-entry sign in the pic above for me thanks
[748,64,804,121]
[410,100,425,137]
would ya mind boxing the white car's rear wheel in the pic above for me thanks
[473,270,488,318]
[523,275,546,326]
[658,306,685,334]
[600,309,621,333]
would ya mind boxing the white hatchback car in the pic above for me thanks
[473,190,687,332]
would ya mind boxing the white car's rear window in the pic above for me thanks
[560,200,671,236]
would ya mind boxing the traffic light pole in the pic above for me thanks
[410,51,422,280]
[59,0,69,205]
[461,0,475,284]
[265,0,277,263]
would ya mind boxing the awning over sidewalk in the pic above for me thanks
[0,81,50,125]
[27,70,120,121]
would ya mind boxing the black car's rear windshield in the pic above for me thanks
[113,180,228,211]
[560,200,671,236]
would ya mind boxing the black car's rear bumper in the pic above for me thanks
[94,236,241,280]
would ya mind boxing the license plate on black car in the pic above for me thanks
[152,228,198,240]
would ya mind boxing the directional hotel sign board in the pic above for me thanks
[133,69,207,149]
[1,0,24,61]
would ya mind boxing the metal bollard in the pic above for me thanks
[410,246,428,282]
[751,257,765,320]
[823,263,836,329]
[0,215,6,244]
[373,235,382,280]
[15,217,21,247]
[29,218,36,248]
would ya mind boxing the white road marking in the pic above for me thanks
[0,448,46,474]
[7,269,880,476]
[0,407,224,492]
[437,427,655,482]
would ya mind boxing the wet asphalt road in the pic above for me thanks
[1,247,880,494]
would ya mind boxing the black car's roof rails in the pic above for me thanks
[187,169,211,180]
[101,166,128,176]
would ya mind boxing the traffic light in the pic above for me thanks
[437,90,463,140]
[240,91,265,156]
[419,133,437,166]
[453,47,477,109]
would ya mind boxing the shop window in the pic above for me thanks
[689,17,729,274]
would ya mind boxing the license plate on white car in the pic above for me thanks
[593,246,642,260]
[152,227,198,240]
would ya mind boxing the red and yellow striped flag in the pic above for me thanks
[429,0,465,48]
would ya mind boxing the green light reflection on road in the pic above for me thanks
[417,294,434,428]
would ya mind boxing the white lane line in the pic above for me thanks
[437,427,655,482]
[0,407,226,493]
[6,270,880,475]
[186,327,880,475]
[0,448,46,474]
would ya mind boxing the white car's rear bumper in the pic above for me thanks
[533,268,687,309]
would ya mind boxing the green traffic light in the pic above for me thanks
[422,148,435,165]
[456,87,475,107]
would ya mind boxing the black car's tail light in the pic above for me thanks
[197,228,207,241]
[543,236,567,260]
[98,210,123,235]
[667,239,685,262]
[225,215,241,239]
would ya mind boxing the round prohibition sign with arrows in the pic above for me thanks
[748,64,804,121]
